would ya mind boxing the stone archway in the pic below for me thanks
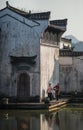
[17,73,30,101]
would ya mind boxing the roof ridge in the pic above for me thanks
[5,1,50,20]
[6,1,28,16]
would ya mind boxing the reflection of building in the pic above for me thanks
[0,110,83,130]
[59,38,83,93]
[0,113,40,130]
[41,112,60,130]
[0,111,60,130]
[0,2,67,101]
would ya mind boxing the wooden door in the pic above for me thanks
[17,73,30,101]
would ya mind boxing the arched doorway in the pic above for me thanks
[17,73,30,101]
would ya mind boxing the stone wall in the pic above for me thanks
[0,8,48,99]
[59,56,83,93]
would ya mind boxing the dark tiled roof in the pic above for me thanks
[27,12,50,20]
[60,49,83,57]
[10,55,37,64]
[3,2,50,20]
[48,25,65,32]
[50,19,67,27]
[61,37,71,42]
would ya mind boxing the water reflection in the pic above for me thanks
[44,112,60,129]
[0,111,40,130]
[0,108,83,130]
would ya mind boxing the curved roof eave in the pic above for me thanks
[49,24,65,32]
[45,24,66,34]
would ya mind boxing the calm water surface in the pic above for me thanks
[0,106,83,130]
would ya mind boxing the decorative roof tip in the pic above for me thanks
[6,1,9,7]
[29,10,31,14]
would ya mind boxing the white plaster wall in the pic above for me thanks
[40,44,59,99]
[59,57,72,65]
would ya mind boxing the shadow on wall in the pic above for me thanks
[49,59,59,88]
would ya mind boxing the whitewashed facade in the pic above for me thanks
[40,20,67,99]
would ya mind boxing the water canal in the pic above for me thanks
[0,105,83,130]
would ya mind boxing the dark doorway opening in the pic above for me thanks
[17,73,30,101]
